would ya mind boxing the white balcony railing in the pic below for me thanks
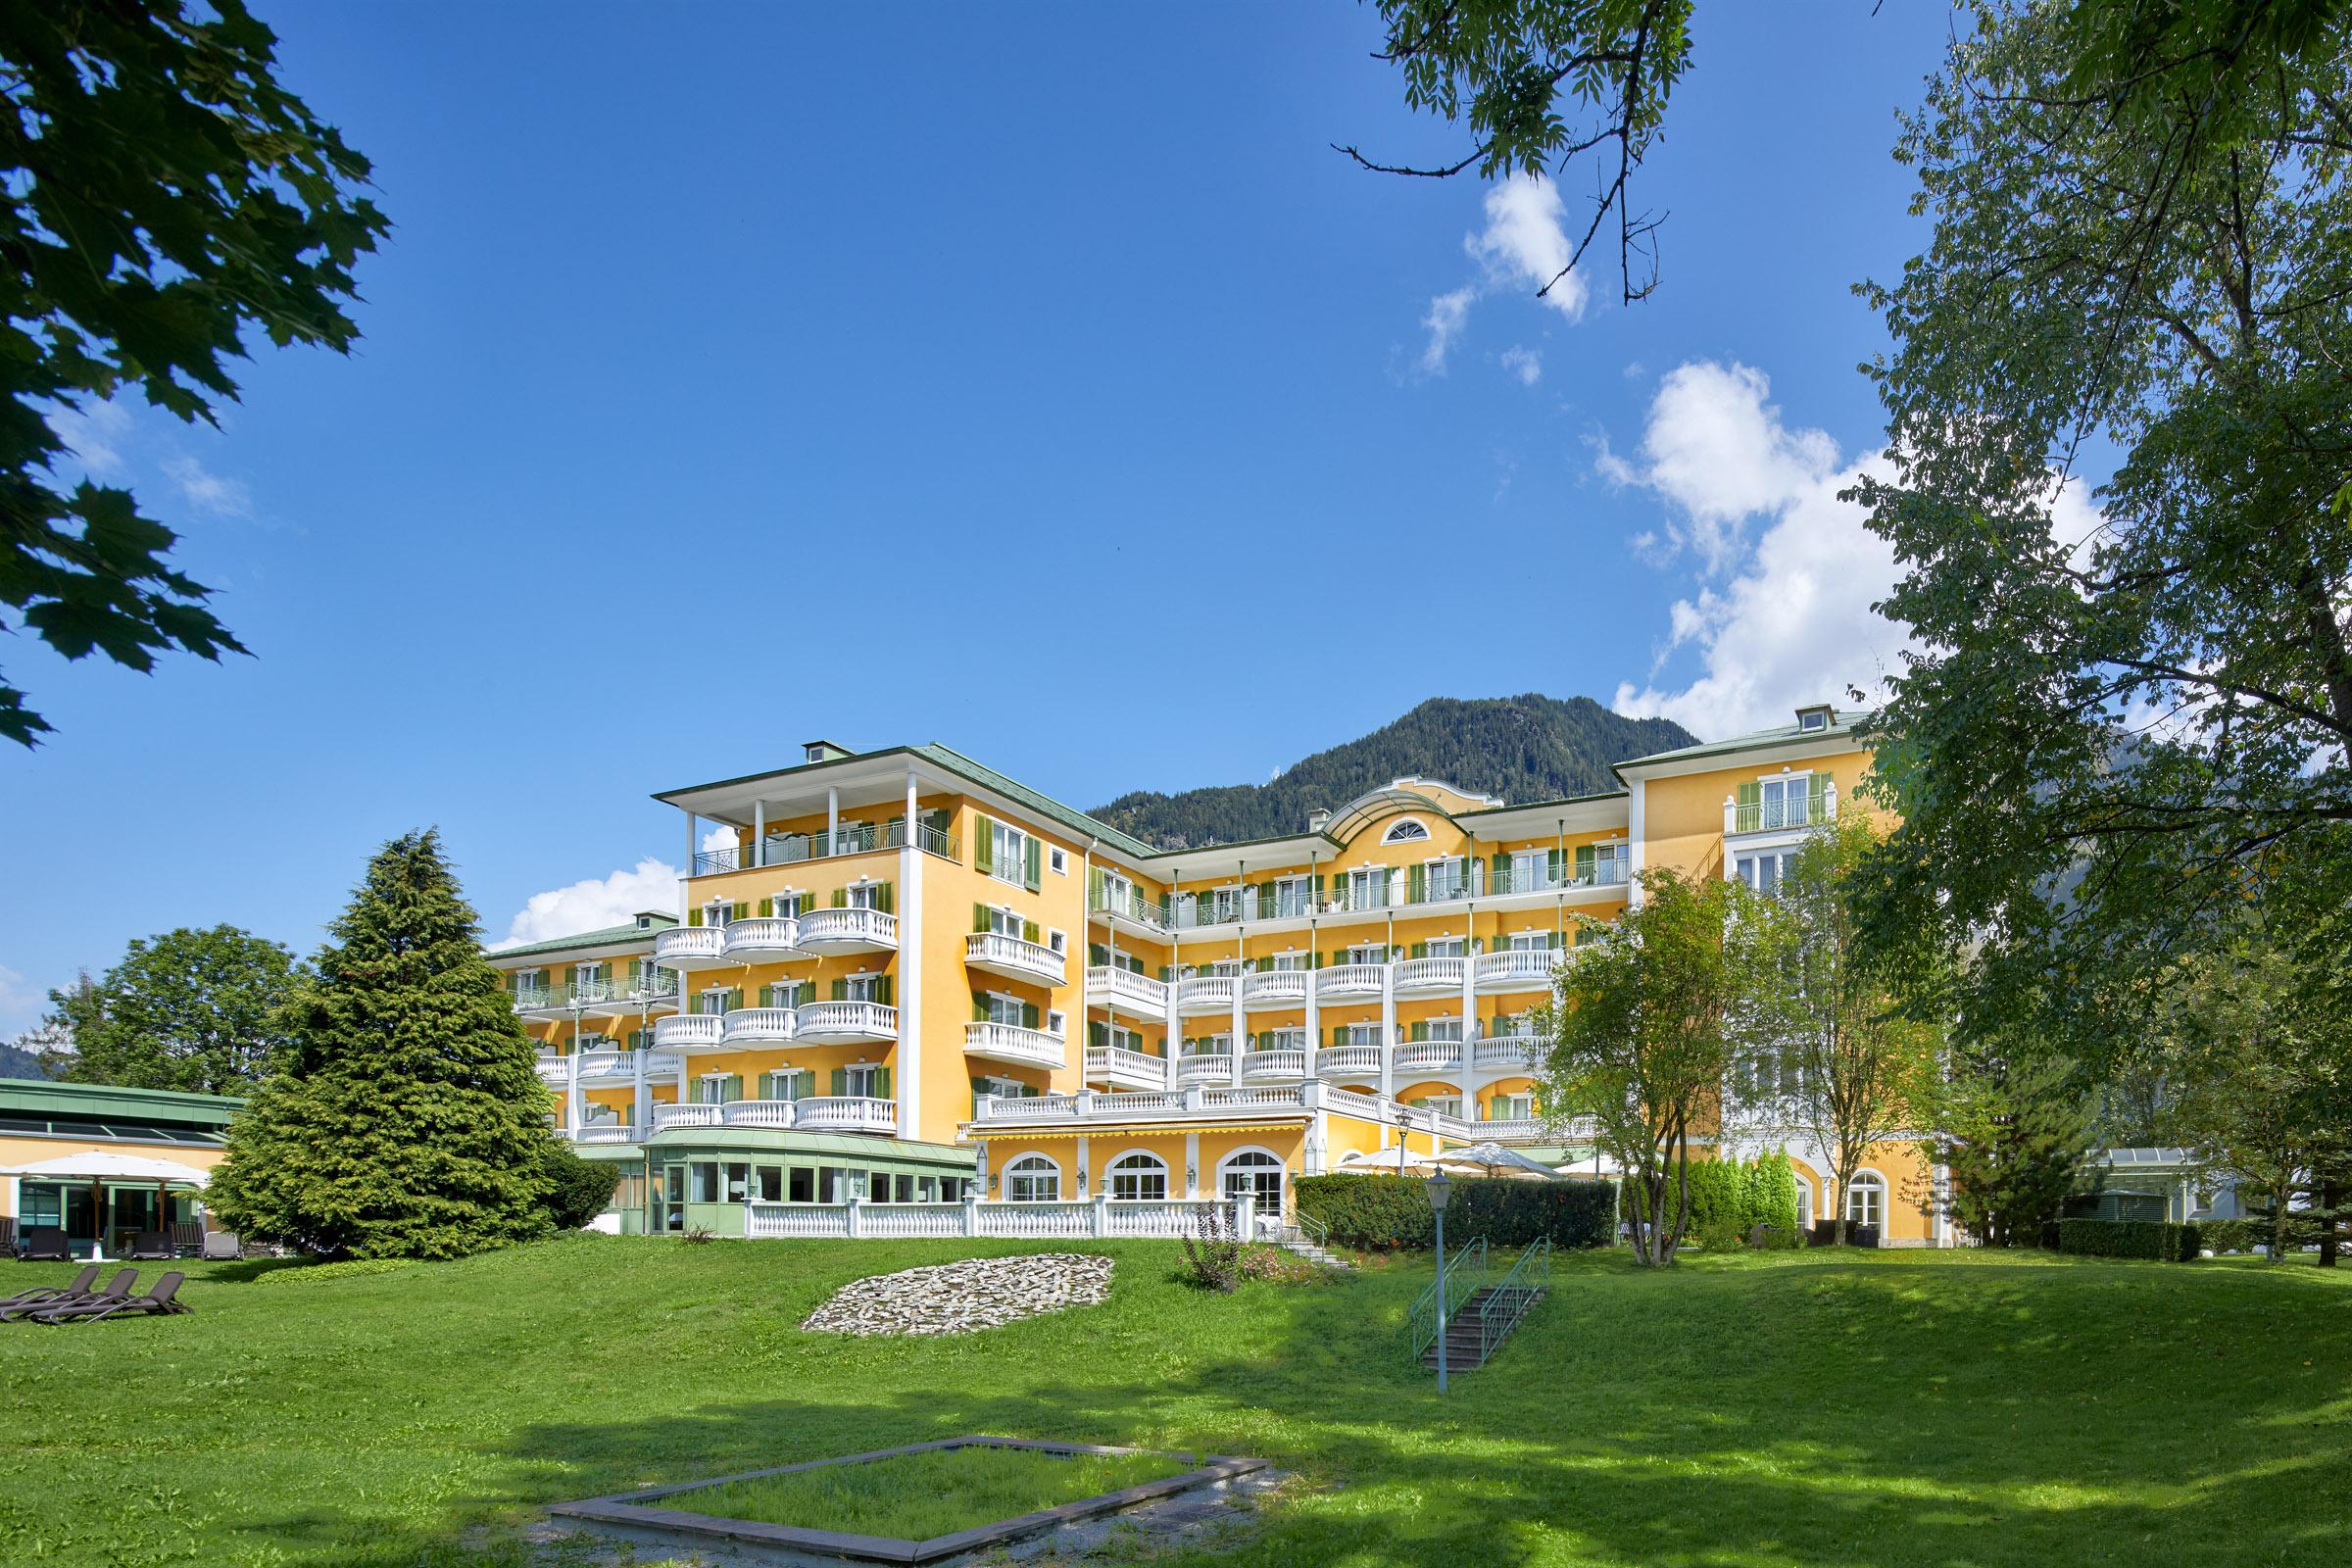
[653,926,727,970]
[541,1048,686,1085]
[964,1020,1066,1071]
[794,1096,899,1134]
[721,916,801,958]
[1314,1044,1383,1079]
[1174,1052,1233,1086]
[1314,963,1385,999]
[1392,1040,1465,1075]
[964,931,1067,986]
[1084,1045,1165,1084]
[1241,970,1309,1008]
[649,1097,898,1136]
[1393,956,1467,993]
[794,906,898,951]
[1087,965,1167,1013]
[566,1122,641,1145]
[1238,1048,1309,1081]
[1474,949,1559,990]
[720,1006,798,1045]
[653,1102,720,1129]
[792,1001,898,1042]
[1473,1035,1541,1071]
[1173,974,1237,1014]
[652,1014,725,1050]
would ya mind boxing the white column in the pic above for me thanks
[680,811,696,920]
[1076,1134,1091,1196]
[632,1047,649,1132]
[566,1019,585,1132]
[826,786,839,853]
[1629,780,1647,908]
[1228,968,1246,1069]
[1163,929,1182,1091]
[1184,1131,1201,1199]
[1461,933,1481,1120]
[897,767,922,1139]
[753,800,766,867]
[1378,958,1396,1102]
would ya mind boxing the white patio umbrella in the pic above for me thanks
[0,1152,212,1261]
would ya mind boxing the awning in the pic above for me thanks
[0,1152,213,1186]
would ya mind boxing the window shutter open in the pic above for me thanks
[1089,942,1107,966]
[725,1073,744,1103]
[874,1066,891,1099]
[687,906,702,926]
[830,1068,847,1096]
[1808,773,1830,816]
[1410,1020,1428,1042]
[973,814,994,875]
[1022,918,1039,944]
[1022,1001,1040,1031]
[1411,941,1428,959]
[874,975,893,1005]
[1089,865,1103,904]
[831,979,847,1002]
[1089,1020,1107,1050]
[1576,844,1595,882]
[1025,837,1043,891]
[973,992,989,1022]
[974,902,990,933]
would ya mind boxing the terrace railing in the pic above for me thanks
[741,1195,1255,1242]
[1407,1235,1489,1363]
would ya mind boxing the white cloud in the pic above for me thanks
[1500,346,1542,386]
[493,858,681,950]
[162,455,252,518]
[1420,287,1474,375]
[1605,360,1912,738]
[45,401,132,477]
[701,825,738,855]
[1411,174,1587,373]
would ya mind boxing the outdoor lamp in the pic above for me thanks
[1426,1169,1453,1214]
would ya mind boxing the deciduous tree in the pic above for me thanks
[40,925,299,1092]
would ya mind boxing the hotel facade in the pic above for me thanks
[490,707,1943,1244]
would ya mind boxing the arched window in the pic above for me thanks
[1220,1149,1284,1211]
[1383,819,1431,843]
[1003,1154,1059,1203]
[1105,1152,1168,1201]
[1845,1171,1886,1230]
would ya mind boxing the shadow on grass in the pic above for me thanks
[245,1250,2352,1568]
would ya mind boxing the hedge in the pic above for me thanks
[2055,1217,2202,1262]
[1294,1174,1616,1251]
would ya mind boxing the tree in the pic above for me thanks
[1851,0,2352,1064]
[1915,1024,2100,1248]
[37,926,299,1093]
[1746,817,1943,1244]
[2155,902,2352,1262]
[1,0,387,747]
[205,830,557,1260]
[1343,0,1693,304]
[539,1144,622,1233]
[1541,866,1779,1266]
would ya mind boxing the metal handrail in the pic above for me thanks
[1474,1237,1552,1363]
[692,819,958,876]
[1407,1235,1488,1362]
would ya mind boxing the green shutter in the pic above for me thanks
[831,887,847,907]
[1808,772,1831,816]
[1089,942,1108,966]
[830,1068,847,1096]
[874,1067,891,1099]
[687,1077,704,1104]
[1411,941,1428,960]
[1089,865,1103,905]
[1493,851,1509,889]
[971,1075,989,1115]
[974,814,994,875]
[975,902,991,933]
[1022,1001,1040,1030]
[1022,918,1039,944]
[831,979,848,1002]
[758,897,772,917]
[1089,1020,1107,1050]
[974,992,989,1022]
[1576,844,1595,883]
[874,975,893,1006]
[1737,779,1762,808]
[1408,863,1427,903]
[687,906,703,927]
[725,1073,744,1103]
[1025,837,1043,891]
[1410,1020,1428,1042]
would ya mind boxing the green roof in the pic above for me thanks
[488,913,676,962]
[1614,709,1869,773]
[0,1077,243,1128]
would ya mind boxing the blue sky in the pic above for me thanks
[2,1,1954,1032]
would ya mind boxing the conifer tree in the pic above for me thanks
[208,830,555,1258]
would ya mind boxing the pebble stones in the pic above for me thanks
[801,1253,1115,1337]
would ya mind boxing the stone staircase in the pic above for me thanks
[1268,1220,1353,1270]
[1417,1284,1545,1370]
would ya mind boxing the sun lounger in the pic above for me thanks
[201,1231,243,1260]
[18,1226,70,1262]
[0,1264,99,1315]
[3,1267,136,1322]
[35,1270,186,1325]
[128,1231,174,1260]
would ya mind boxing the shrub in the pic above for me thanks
[540,1142,621,1230]
[1294,1174,1615,1251]
[1181,1206,1244,1291]
[2055,1218,2201,1260]
[1234,1245,1330,1284]
[1747,1224,1804,1250]
[2198,1218,2257,1254]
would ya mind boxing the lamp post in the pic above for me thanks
[1427,1168,1454,1394]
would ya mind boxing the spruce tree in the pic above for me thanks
[208,829,555,1259]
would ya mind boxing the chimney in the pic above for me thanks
[803,739,852,763]
[1306,808,1331,832]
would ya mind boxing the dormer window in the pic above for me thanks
[1383,819,1431,844]
[1795,705,1832,733]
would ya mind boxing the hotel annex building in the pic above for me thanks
[490,706,1942,1244]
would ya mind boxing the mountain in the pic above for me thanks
[1090,695,1698,850]
[0,1042,52,1081]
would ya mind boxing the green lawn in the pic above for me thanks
[0,1237,2345,1568]
[680,1443,1188,1540]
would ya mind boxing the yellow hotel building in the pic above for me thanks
[489,708,1945,1245]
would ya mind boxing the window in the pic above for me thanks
[1049,847,1067,875]
[1759,773,1812,830]
[1106,1152,1169,1200]
[1004,1154,1059,1202]
[1100,1024,1147,1054]
[1425,859,1470,901]
[846,881,886,909]
[845,1063,883,1099]
[1509,849,1551,892]
[1507,931,1552,953]
[1272,875,1314,918]
[789,1167,815,1203]
[842,971,883,1004]
[868,1171,891,1202]
[774,890,810,919]
[1420,1016,1466,1042]
[1211,886,1248,924]
[1797,706,1831,732]
[763,1068,806,1101]
[757,1165,783,1201]
[1262,1026,1307,1052]
[1422,937,1466,958]
[688,1162,720,1203]
[1269,951,1309,971]
[1413,1095,1464,1117]
[697,1072,734,1102]
[1046,1009,1066,1037]
[1735,851,1793,896]
[1490,1093,1536,1121]
[723,1162,751,1203]
[1221,1150,1285,1211]
[917,1176,941,1203]
[1202,958,1246,978]
[1845,1171,1886,1230]
[1384,819,1431,843]
[894,1173,915,1202]
[1099,870,1133,910]
[1348,867,1394,909]
[1047,928,1066,955]
[990,820,1029,885]
[1342,1022,1384,1049]
[1185,1032,1234,1057]
[1346,943,1388,966]
[979,992,1028,1028]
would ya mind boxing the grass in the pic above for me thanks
[0,1236,2346,1568]
[676,1443,1191,1539]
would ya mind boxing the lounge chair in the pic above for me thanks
[170,1221,207,1254]
[35,1271,186,1325]
[201,1231,243,1260]
[18,1226,70,1262]
[128,1231,174,1260]
[2,1267,135,1322]
[0,1264,99,1315]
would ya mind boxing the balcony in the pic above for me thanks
[1314,963,1385,1001]
[1241,970,1309,1010]
[1089,889,1167,937]
[650,1097,899,1136]
[1238,1048,1308,1083]
[1087,965,1166,1014]
[1470,1117,1546,1143]
[1473,1035,1541,1072]
[793,906,898,955]
[1392,1040,1465,1076]
[652,1014,725,1051]
[1313,1044,1383,1080]
[1728,780,1837,839]
[693,818,956,875]
[564,1122,642,1146]
[1475,949,1558,992]
[720,1006,799,1045]
[537,1049,684,1086]
[791,1000,898,1045]
[965,931,1067,988]
[1174,1052,1233,1087]
[653,926,728,972]
[1172,974,1237,1015]
[964,1020,1067,1071]
[722,916,802,962]
[1393,956,1467,995]
[1083,1045,1165,1089]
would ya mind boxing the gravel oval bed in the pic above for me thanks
[800,1253,1115,1336]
